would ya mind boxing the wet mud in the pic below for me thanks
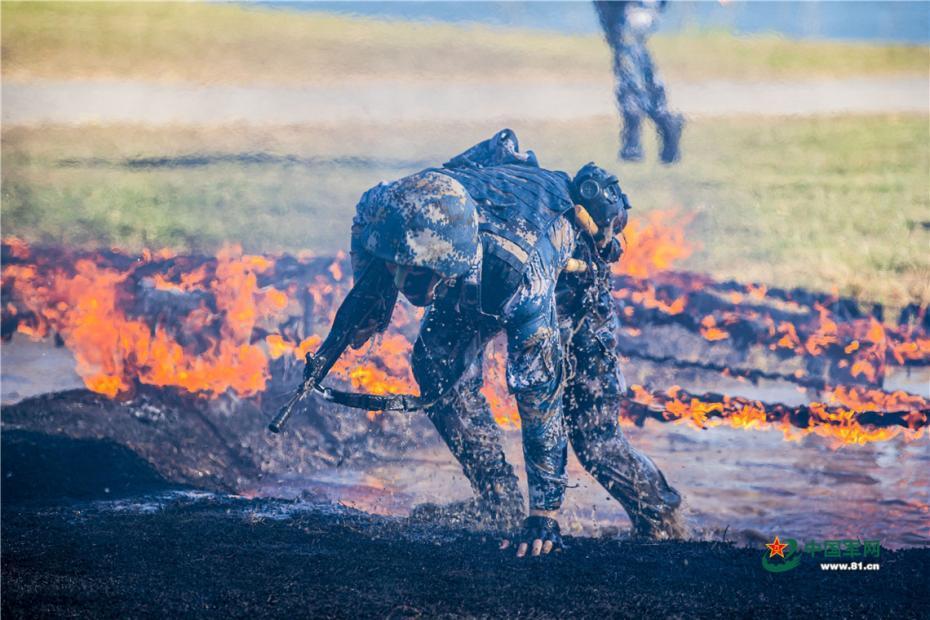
[3,344,929,548]
[2,332,928,615]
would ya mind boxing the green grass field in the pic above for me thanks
[2,2,927,83]
[4,114,928,306]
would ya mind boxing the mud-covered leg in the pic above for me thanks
[423,361,525,527]
[507,306,569,513]
[564,308,686,539]
[411,301,523,528]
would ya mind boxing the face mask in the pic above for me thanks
[392,266,445,307]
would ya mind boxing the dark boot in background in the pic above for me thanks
[619,113,644,161]
[657,112,685,164]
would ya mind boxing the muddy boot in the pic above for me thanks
[410,471,524,532]
[657,112,685,164]
[631,509,690,541]
[409,499,484,528]
[619,114,644,162]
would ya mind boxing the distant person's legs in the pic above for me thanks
[636,41,684,164]
[615,42,647,162]
[597,0,684,163]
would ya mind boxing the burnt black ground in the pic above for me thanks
[1,430,175,502]
[2,431,929,619]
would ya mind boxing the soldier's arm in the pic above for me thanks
[303,259,398,386]
[499,230,574,557]
[501,311,568,558]
[268,259,399,433]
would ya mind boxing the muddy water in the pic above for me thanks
[256,419,929,549]
[255,367,930,548]
[3,337,928,548]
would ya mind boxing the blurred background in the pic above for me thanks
[2,0,928,308]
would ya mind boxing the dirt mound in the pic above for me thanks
[1,387,260,491]
[1,384,433,493]
[2,430,173,502]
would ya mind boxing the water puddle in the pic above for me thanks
[251,420,928,548]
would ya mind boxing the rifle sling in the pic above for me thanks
[314,384,438,413]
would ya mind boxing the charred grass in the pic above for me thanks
[2,431,929,619]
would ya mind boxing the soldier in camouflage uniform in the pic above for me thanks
[428,138,685,544]
[595,0,685,163]
[342,130,578,555]
[314,130,684,557]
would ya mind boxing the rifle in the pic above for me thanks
[268,261,397,433]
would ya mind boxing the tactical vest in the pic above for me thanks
[432,164,574,314]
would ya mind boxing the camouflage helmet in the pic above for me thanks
[355,171,480,279]
[570,162,631,229]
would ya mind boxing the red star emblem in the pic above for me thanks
[766,536,789,558]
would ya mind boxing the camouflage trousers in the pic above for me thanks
[412,282,682,536]
[561,295,683,537]
[411,266,568,516]
[610,32,671,123]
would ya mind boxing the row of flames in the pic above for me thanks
[2,211,927,447]
[612,274,928,384]
[613,214,929,387]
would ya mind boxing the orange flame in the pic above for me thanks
[700,315,729,341]
[5,245,289,397]
[3,233,927,448]
[614,209,696,278]
[627,384,927,447]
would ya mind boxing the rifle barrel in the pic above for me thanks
[268,387,306,433]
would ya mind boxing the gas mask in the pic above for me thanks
[572,162,632,245]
